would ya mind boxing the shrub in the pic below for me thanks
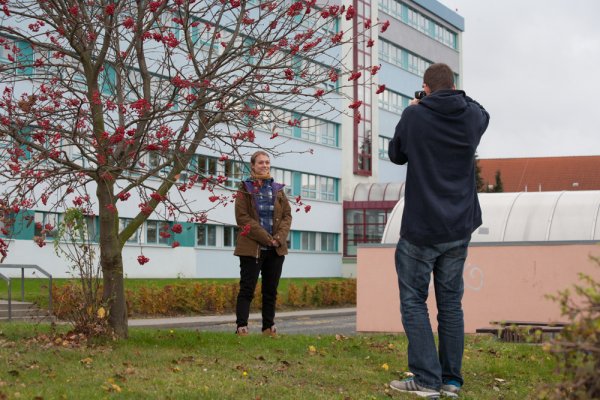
[540,256,600,399]
[52,209,111,338]
[52,279,357,318]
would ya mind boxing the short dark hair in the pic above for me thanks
[423,63,454,92]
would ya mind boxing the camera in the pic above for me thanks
[414,90,426,100]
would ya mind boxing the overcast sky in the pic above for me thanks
[437,0,600,159]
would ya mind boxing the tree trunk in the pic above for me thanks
[97,181,128,338]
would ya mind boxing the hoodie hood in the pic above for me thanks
[419,89,468,116]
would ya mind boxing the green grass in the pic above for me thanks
[0,277,348,309]
[0,324,557,399]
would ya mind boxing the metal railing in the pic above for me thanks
[0,264,52,321]
[0,271,11,321]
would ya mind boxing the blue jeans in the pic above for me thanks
[395,237,469,390]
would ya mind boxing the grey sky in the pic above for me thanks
[437,0,600,159]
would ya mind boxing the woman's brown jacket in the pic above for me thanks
[233,179,292,258]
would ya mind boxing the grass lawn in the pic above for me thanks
[0,323,557,399]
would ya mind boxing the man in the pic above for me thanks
[387,63,490,398]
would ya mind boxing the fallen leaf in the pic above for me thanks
[106,383,122,393]
[308,345,317,354]
[97,307,106,319]
[80,357,93,365]
[381,363,389,371]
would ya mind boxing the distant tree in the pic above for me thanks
[493,170,504,192]
[474,154,485,192]
[0,0,382,337]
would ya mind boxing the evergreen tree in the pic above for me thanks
[493,170,504,192]
[474,154,485,192]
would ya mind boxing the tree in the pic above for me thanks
[474,153,485,192]
[0,0,382,337]
[492,169,503,192]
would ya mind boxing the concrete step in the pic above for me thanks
[0,300,54,322]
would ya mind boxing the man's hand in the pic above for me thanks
[271,239,280,248]
[409,98,420,106]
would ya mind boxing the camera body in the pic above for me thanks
[415,90,427,100]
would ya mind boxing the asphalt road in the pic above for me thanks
[187,313,357,336]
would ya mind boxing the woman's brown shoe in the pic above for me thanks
[262,325,277,337]
[236,326,249,336]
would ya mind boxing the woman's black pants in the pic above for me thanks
[235,249,284,331]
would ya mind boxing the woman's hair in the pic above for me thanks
[423,63,455,92]
[250,150,270,165]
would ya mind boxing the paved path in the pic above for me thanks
[129,307,357,335]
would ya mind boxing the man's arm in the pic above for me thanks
[388,115,410,165]
[466,95,491,136]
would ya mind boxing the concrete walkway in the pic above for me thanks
[128,307,356,329]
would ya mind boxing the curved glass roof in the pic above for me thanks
[352,182,405,202]
[382,190,600,244]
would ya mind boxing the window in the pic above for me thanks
[319,121,338,147]
[379,136,391,160]
[297,173,338,202]
[256,108,294,137]
[224,160,247,189]
[196,154,218,176]
[300,231,316,251]
[34,212,59,238]
[343,208,392,256]
[379,39,432,77]
[223,225,239,247]
[145,221,171,245]
[378,0,458,49]
[299,116,338,147]
[319,177,336,201]
[32,47,54,76]
[197,224,217,246]
[33,212,97,241]
[0,37,16,63]
[320,233,338,252]
[119,218,139,243]
[271,168,293,196]
[300,117,318,143]
[301,174,317,199]
[379,89,410,114]
[298,59,338,91]
[148,151,169,177]
[125,69,142,100]
[63,56,87,90]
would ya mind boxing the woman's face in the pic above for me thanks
[252,154,271,176]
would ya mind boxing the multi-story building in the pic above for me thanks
[0,0,464,279]
[341,0,464,275]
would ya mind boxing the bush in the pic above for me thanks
[52,279,357,318]
[540,256,600,399]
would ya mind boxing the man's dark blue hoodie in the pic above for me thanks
[388,89,490,245]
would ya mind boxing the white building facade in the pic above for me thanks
[0,0,464,279]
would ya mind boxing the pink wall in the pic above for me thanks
[356,244,600,333]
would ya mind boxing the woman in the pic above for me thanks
[234,150,292,336]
